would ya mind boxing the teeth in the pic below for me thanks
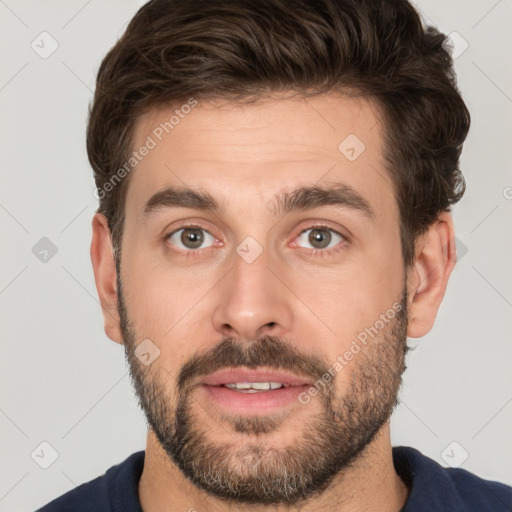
[251,382,271,390]
[226,382,252,389]
[224,382,286,391]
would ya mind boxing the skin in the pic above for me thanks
[90,92,457,511]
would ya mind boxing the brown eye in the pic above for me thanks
[180,228,204,249]
[295,226,345,252]
[308,228,332,249]
[166,227,215,251]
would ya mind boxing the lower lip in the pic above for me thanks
[200,384,310,414]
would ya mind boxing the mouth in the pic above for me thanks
[221,382,294,392]
[198,368,313,414]
[200,367,313,388]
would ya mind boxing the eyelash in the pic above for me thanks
[163,223,348,259]
[293,224,347,258]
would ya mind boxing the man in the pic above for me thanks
[37,0,511,511]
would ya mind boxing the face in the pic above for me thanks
[116,93,410,505]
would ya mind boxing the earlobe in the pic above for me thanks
[406,212,457,339]
[90,213,123,345]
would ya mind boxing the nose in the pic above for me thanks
[211,246,294,342]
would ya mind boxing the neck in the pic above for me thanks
[138,422,410,512]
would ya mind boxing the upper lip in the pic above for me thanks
[200,367,313,387]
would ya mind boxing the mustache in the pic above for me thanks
[177,335,329,392]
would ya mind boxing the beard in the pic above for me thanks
[117,269,410,506]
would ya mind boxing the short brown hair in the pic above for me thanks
[87,0,470,268]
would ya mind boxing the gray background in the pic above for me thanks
[1,1,511,510]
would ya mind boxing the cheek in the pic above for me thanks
[120,248,218,366]
[292,253,399,325]
[124,269,209,334]
[285,254,402,374]
[122,231,191,318]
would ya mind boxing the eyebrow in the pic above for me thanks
[142,183,376,222]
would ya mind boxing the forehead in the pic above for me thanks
[125,93,395,223]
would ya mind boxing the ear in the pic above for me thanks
[90,212,123,344]
[406,212,457,338]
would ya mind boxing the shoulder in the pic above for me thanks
[393,446,512,512]
[35,451,145,512]
[447,464,512,511]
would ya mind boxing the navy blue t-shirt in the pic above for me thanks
[36,446,512,511]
